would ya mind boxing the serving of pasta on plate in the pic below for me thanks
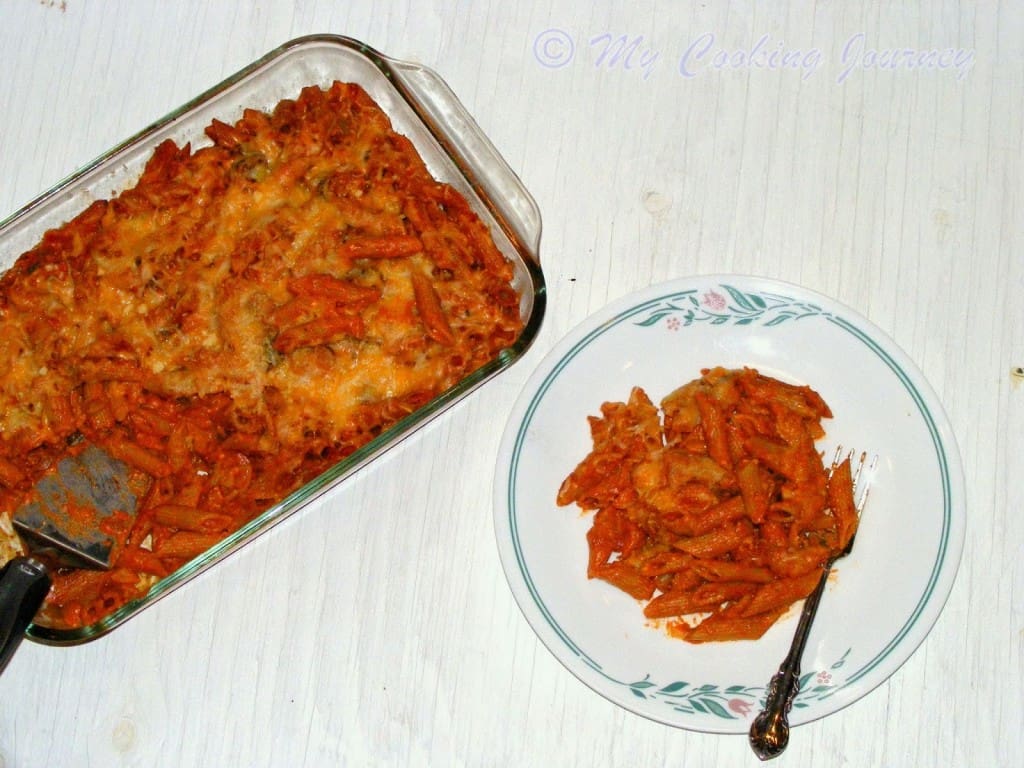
[556,367,859,644]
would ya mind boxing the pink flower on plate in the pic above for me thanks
[817,671,832,685]
[666,316,681,331]
[702,290,727,311]
[728,698,753,716]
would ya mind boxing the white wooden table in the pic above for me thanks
[1,2,1020,766]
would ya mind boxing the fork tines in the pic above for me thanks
[829,445,877,512]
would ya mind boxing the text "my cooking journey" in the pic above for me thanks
[532,29,976,83]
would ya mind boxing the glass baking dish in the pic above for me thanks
[0,34,545,645]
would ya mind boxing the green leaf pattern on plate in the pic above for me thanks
[591,649,853,720]
[634,285,831,330]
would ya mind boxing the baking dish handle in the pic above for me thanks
[388,62,542,263]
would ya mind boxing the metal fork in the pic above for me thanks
[748,448,876,761]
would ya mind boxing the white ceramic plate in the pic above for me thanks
[494,275,965,733]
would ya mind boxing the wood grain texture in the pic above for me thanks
[1,1,1020,766]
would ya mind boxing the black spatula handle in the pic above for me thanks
[0,557,51,675]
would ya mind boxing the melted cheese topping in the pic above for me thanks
[0,82,522,628]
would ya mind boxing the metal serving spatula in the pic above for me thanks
[0,445,138,673]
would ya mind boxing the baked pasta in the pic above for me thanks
[0,81,523,628]
[557,368,858,643]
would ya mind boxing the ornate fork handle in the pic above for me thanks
[749,448,874,759]
[748,559,834,760]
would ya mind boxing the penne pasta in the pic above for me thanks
[411,270,456,346]
[338,234,424,260]
[286,273,382,304]
[644,581,757,619]
[151,504,234,534]
[683,606,788,644]
[156,531,227,561]
[0,81,524,630]
[107,436,172,478]
[557,367,859,643]
[738,571,822,618]
[272,313,366,354]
